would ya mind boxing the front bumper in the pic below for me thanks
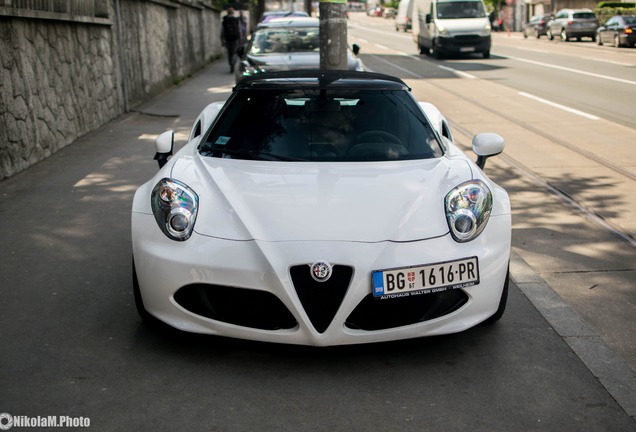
[132,212,510,346]
[436,35,491,54]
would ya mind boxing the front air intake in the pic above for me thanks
[290,264,353,334]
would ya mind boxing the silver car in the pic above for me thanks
[547,9,598,42]
[235,17,364,83]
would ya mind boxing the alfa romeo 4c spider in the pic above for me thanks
[131,71,511,346]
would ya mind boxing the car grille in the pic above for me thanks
[453,35,482,45]
[174,284,297,330]
[345,289,468,331]
[290,264,353,334]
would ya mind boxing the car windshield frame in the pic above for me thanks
[199,80,444,163]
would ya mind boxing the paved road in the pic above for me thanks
[1,53,635,430]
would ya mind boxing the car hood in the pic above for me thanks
[171,152,474,242]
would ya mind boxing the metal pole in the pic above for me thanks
[319,0,347,70]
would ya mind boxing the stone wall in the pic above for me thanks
[0,0,222,180]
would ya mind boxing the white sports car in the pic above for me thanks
[131,71,511,346]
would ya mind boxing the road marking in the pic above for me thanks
[367,54,421,77]
[503,55,636,86]
[518,91,599,120]
[437,65,477,79]
[375,44,390,50]
[368,46,603,121]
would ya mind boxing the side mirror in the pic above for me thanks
[472,133,504,169]
[425,13,432,24]
[352,43,360,56]
[154,130,174,169]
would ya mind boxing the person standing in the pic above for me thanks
[221,7,241,73]
[238,9,248,44]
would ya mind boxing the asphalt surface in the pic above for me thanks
[1,57,635,430]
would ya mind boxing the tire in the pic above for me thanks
[483,50,490,59]
[432,41,442,59]
[133,258,163,328]
[561,29,568,41]
[483,267,509,324]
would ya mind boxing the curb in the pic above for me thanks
[510,250,636,420]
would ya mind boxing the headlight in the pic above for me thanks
[151,178,199,241]
[445,180,492,243]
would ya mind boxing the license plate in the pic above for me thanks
[460,47,475,52]
[372,257,479,299]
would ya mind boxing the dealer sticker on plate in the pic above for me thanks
[372,257,479,299]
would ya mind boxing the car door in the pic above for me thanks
[603,17,617,44]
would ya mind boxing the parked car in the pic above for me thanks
[132,70,511,346]
[368,6,384,16]
[384,7,397,18]
[547,9,598,42]
[235,17,364,83]
[395,0,413,31]
[597,15,636,47]
[523,14,552,38]
[259,10,309,25]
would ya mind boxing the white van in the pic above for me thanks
[411,0,491,58]
[395,0,414,32]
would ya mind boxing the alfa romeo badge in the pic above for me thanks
[310,260,333,282]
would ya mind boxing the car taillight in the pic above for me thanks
[625,27,633,34]
[567,20,573,26]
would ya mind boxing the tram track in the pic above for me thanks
[450,120,636,249]
[422,77,636,248]
[357,50,636,249]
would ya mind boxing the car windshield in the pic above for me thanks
[249,27,319,54]
[200,88,443,162]
[436,1,486,19]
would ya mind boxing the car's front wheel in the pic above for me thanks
[483,267,509,324]
[432,41,442,59]
[132,258,164,328]
[561,29,569,41]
